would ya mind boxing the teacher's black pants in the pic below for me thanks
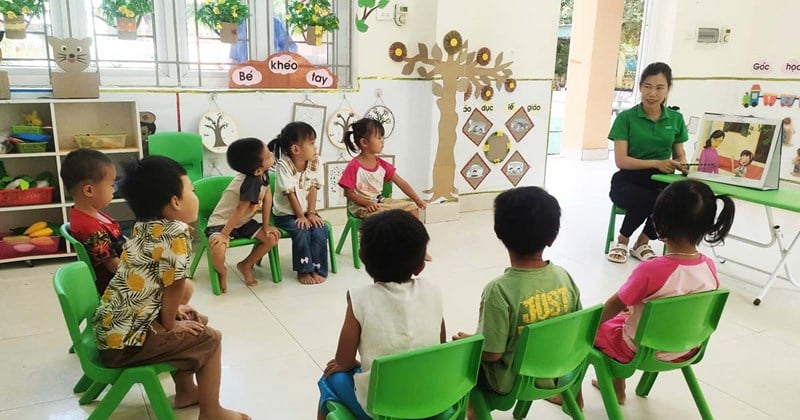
[609,169,662,240]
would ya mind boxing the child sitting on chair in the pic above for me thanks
[317,210,445,420]
[592,179,734,405]
[61,149,193,302]
[61,149,124,294]
[453,186,582,414]
[93,156,249,420]
[205,137,281,293]
[338,118,427,218]
[269,122,329,285]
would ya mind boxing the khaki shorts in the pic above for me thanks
[100,319,221,373]
[349,198,418,218]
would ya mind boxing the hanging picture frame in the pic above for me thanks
[327,109,360,150]
[292,102,327,153]
[365,104,396,139]
[324,160,351,208]
[199,110,239,154]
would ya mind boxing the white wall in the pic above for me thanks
[96,0,560,209]
[666,0,800,78]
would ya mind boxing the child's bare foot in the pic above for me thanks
[592,379,626,405]
[544,393,583,410]
[173,384,200,409]
[219,273,228,294]
[311,272,327,284]
[236,261,258,287]
[199,407,250,420]
[298,272,316,285]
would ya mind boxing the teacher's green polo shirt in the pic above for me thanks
[608,104,689,160]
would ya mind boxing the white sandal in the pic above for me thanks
[630,243,656,261]
[607,243,628,263]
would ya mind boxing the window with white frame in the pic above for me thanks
[0,0,352,88]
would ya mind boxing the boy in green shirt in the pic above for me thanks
[455,186,582,402]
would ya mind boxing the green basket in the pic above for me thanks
[11,125,45,135]
[15,142,48,153]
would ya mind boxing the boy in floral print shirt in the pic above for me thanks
[93,156,250,420]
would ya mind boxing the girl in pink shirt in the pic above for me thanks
[338,118,427,219]
[593,179,735,404]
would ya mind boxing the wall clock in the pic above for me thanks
[199,110,239,153]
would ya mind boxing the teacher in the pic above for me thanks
[607,62,688,263]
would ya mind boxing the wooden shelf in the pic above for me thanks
[0,152,58,159]
[0,203,63,212]
[59,147,140,155]
[0,251,75,264]
[65,198,126,206]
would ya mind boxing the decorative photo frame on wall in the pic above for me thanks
[462,109,492,146]
[292,102,327,153]
[378,154,395,166]
[688,113,782,190]
[324,160,350,208]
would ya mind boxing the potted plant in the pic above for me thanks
[196,0,250,44]
[0,0,45,40]
[97,0,154,40]
[286,0,339,46]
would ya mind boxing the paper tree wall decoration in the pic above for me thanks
[389,30,513,201]
[356,0,390,32]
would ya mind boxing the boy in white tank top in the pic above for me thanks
[316,210,445,419]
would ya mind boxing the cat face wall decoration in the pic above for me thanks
[48,37,92,73]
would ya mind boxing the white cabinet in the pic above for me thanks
[0,99,142,265]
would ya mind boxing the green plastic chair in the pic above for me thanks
[188,176,282,295]
[335,182,393,269]
[470,304,604,420]
[60,223,99,286]
[147,132,204,182]
[53,262,177,420]
[267,171,337,281]
[590,289,730,420]
[326,335,485,420]
[605,204,626,254]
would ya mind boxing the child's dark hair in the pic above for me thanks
[494,186,561,257]
[60,148,114,193]
[267,121,315,160]
[359,210,429,283]
[704,130,725,148]
[653,180,734,246]
[120,156,187,220]
[740,149,753,164]
[227,137,266,175]
[342,118,385,155]
[796,147,800,156]
[639,62,673,88]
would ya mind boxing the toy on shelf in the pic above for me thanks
[0,221,61,259]
[0,163,56,207]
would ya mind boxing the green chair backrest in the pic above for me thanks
[148,132,204,182]
[512,304,604,380]
[60,223,98,284]
[53,262,103,373]
[193,176,234,232]
[381,181,392,198]
[366,335,484,419]
[634,289,729,355]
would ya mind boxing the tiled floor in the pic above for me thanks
[2,156,799,419]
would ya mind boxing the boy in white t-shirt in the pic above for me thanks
[316,210,445,419]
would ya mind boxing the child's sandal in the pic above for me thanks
[630,243,656,261]
[607,243,628,263]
